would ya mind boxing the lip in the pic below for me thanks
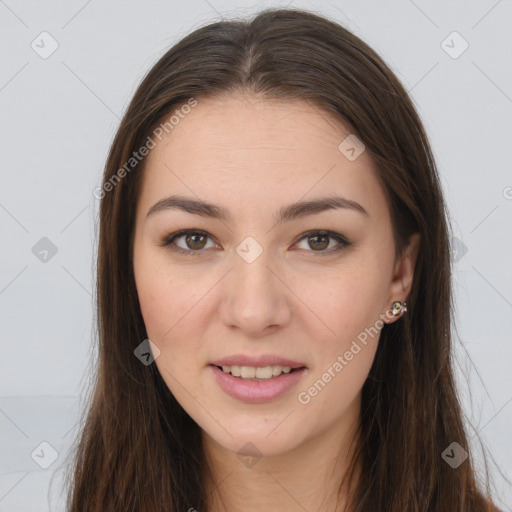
[210,354,306,369]
[209,365,307,403]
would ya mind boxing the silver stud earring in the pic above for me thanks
[391,301,407,316]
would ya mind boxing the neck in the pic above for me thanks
[201,399,362,512]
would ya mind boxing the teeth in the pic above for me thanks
[219,365,294,379]
[241,366,256,378]
[256,366,273,379]
[272,365,284,376]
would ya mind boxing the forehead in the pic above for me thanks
[138,93,388,221]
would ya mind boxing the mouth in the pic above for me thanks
[212,364,306,382]
[209,363,308,403]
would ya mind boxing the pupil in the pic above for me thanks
[310,235,328,250]
[187,234,205,250]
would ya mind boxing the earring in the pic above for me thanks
[391,301,407,317]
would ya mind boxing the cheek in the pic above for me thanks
[134,258,218,406]
[296,260,388,403]
[135,256,206,344]
[136,274,172,341]
[304,260,389,343]
[135,266,205,398]
[295,294,381,430]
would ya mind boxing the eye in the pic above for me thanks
[160,229,350,256]
[160,229,218,256]
[293,230,350,254]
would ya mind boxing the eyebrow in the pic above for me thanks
[146,194,368,223]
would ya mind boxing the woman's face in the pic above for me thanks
[132,93,418,458]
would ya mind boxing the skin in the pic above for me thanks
[132,93,420,512]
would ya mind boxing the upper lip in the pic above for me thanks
[210,354,306,369]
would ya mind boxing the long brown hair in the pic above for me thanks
[62,7,499,511]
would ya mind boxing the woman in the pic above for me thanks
[64,7,501,511]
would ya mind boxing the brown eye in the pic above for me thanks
[161,229,217,256]
[162,229,349,257]
[307,234,329,251]
[294,230,349,255]
[185,233,207,250]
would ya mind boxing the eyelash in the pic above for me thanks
[159,229,350,257]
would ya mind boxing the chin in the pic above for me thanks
[205,423,308,459]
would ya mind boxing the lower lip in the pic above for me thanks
[209,365,307,403]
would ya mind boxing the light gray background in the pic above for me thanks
[1,0,511,510]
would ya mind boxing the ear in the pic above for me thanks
[383,232,420,324]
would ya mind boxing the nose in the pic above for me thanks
[218,245,293,337]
